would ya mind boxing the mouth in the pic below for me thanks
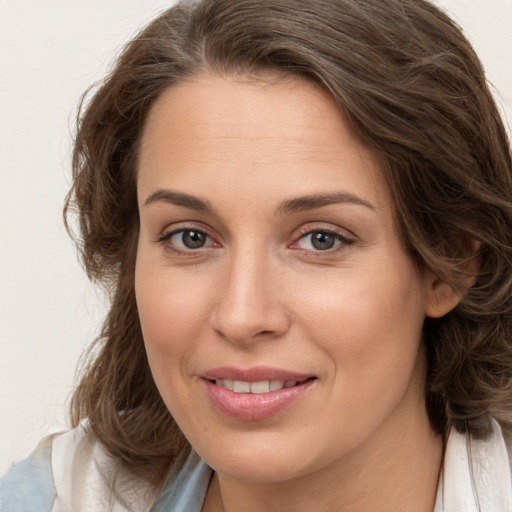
[200,367,317,420]
[210,377,314,394]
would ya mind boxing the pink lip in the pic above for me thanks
[201,366,313,382]
[200,366,316,420]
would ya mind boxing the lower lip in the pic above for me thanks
[202,379,315,420]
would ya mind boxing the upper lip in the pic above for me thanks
[200,366,315,382]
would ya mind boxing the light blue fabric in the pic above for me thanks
[0,437,211,512]
[0,436,56,512]
[150,450,212,512]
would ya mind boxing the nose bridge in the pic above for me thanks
[210,241,288,343]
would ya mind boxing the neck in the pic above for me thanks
[203,399,443,512]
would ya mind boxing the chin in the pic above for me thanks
[193,430,326,483]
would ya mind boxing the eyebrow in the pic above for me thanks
[275,192,376,215]
[143,189,216,213]
[143,188,375,215]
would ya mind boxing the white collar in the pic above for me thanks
[438,418,512,511]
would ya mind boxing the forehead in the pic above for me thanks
[137,73,387,210]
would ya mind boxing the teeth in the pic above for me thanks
[270,380,285,391]
[233,380,251,393]
[215,379,299,393]
[250,381,270,394]
[216,379,233,391]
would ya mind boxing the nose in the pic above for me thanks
[209,248,290,345]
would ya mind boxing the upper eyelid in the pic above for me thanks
[163,227,211,239]
[159,221,217,239]
[293,223,356,240]
[292,230,354,248]
[159,227,215,245]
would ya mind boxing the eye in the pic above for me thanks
[291,229,354,252]
[303,231,338,250]
[164,229,213,250]
[298,231,340,251]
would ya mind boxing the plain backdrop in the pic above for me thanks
[0,0,511,476]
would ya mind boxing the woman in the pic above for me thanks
[1,0,512,510]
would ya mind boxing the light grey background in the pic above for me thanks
[0,0,511,475]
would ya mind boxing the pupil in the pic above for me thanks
[311,232,335,250]
[182,230,205,249]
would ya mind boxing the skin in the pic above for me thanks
[135,74,460,512]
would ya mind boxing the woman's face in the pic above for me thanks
[135,74,440,483]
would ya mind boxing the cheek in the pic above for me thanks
[295,259,426,384]
[135,261,214,365]
[134,261,218,424]
[294,265,427,437]
[301,267,423,337]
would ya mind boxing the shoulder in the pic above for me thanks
[51,426,212,512]
[50,424,161,511]
[0,433,56,512]
[0,426,212,512]
[0,425,159,512]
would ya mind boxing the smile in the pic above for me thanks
[214,379,300,394]
[200,368,316,420]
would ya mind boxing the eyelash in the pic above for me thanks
[155,225,355,256]
[156,226,218,255]
[290,227,355,255]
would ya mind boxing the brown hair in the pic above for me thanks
[66,0,512,480]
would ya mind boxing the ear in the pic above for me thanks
[425,239,480,319]
[425,277,465,318]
